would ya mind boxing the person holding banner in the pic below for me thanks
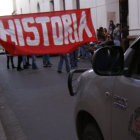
[32,55,38,69]
[69,49,78,69]
[57,54,70,73]
[42,55,52,67]
[6,51,15,69]
[17,56,23,71]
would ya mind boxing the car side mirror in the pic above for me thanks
[92,46,124,76]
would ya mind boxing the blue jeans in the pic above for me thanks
[114,40,121,46]
[69,49,78,69]
[58,55,70,72]
[43,55,50,63]
[32,55,37,69]
[80,44,90,59]
[22,56,26,65]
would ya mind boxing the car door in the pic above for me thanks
[112,42,140,140]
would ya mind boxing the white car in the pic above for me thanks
[68,35,140,140]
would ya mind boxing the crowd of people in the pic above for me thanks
[5,43,93,73]
[6,50,90,73]
[6,20,129,73]
[6,54,52,71]
[97,20,129,51]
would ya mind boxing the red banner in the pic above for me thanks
[0,9,97,56]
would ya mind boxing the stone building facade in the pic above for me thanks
[13,0,140,37]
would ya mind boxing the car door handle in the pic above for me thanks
[105,91,112,97]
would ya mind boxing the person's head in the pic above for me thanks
[103,28,107,33]
[99,27,103,31]
[116,23,121,29]
[110,20,114,25]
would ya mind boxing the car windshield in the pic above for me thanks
[129,35,140,49]
[124,35,140,75]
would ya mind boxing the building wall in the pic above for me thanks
[14,0,140,36]
[39,0,52,12]
[129,0,140,36]
[12,0,17,14]
[14,0,119,29]
[15,0,51,14]
[15,0,30,13]
[106,0,120,26]
[79,0,120,30]
[54,0,64,11]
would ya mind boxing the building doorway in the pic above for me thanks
[119,0,128,28]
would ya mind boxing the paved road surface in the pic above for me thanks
[0,55,92,140]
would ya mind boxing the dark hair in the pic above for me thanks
[97,27,105,41]
[98,27,104,34]
[116,23,120,27]
[104,28,107,32]
[109,20,115,30]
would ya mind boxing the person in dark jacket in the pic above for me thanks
[6,51,15,69]
[17,56,23,71]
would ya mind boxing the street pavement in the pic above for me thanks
[0,55,92,140]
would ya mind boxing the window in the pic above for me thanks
[50,0,54,11]
[76,0,80,9]
[123,37,140,79]
[37,2,40,12]
[63,0,65,10]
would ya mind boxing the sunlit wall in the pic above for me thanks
[14,0,140,36]
[129,0,140,36]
